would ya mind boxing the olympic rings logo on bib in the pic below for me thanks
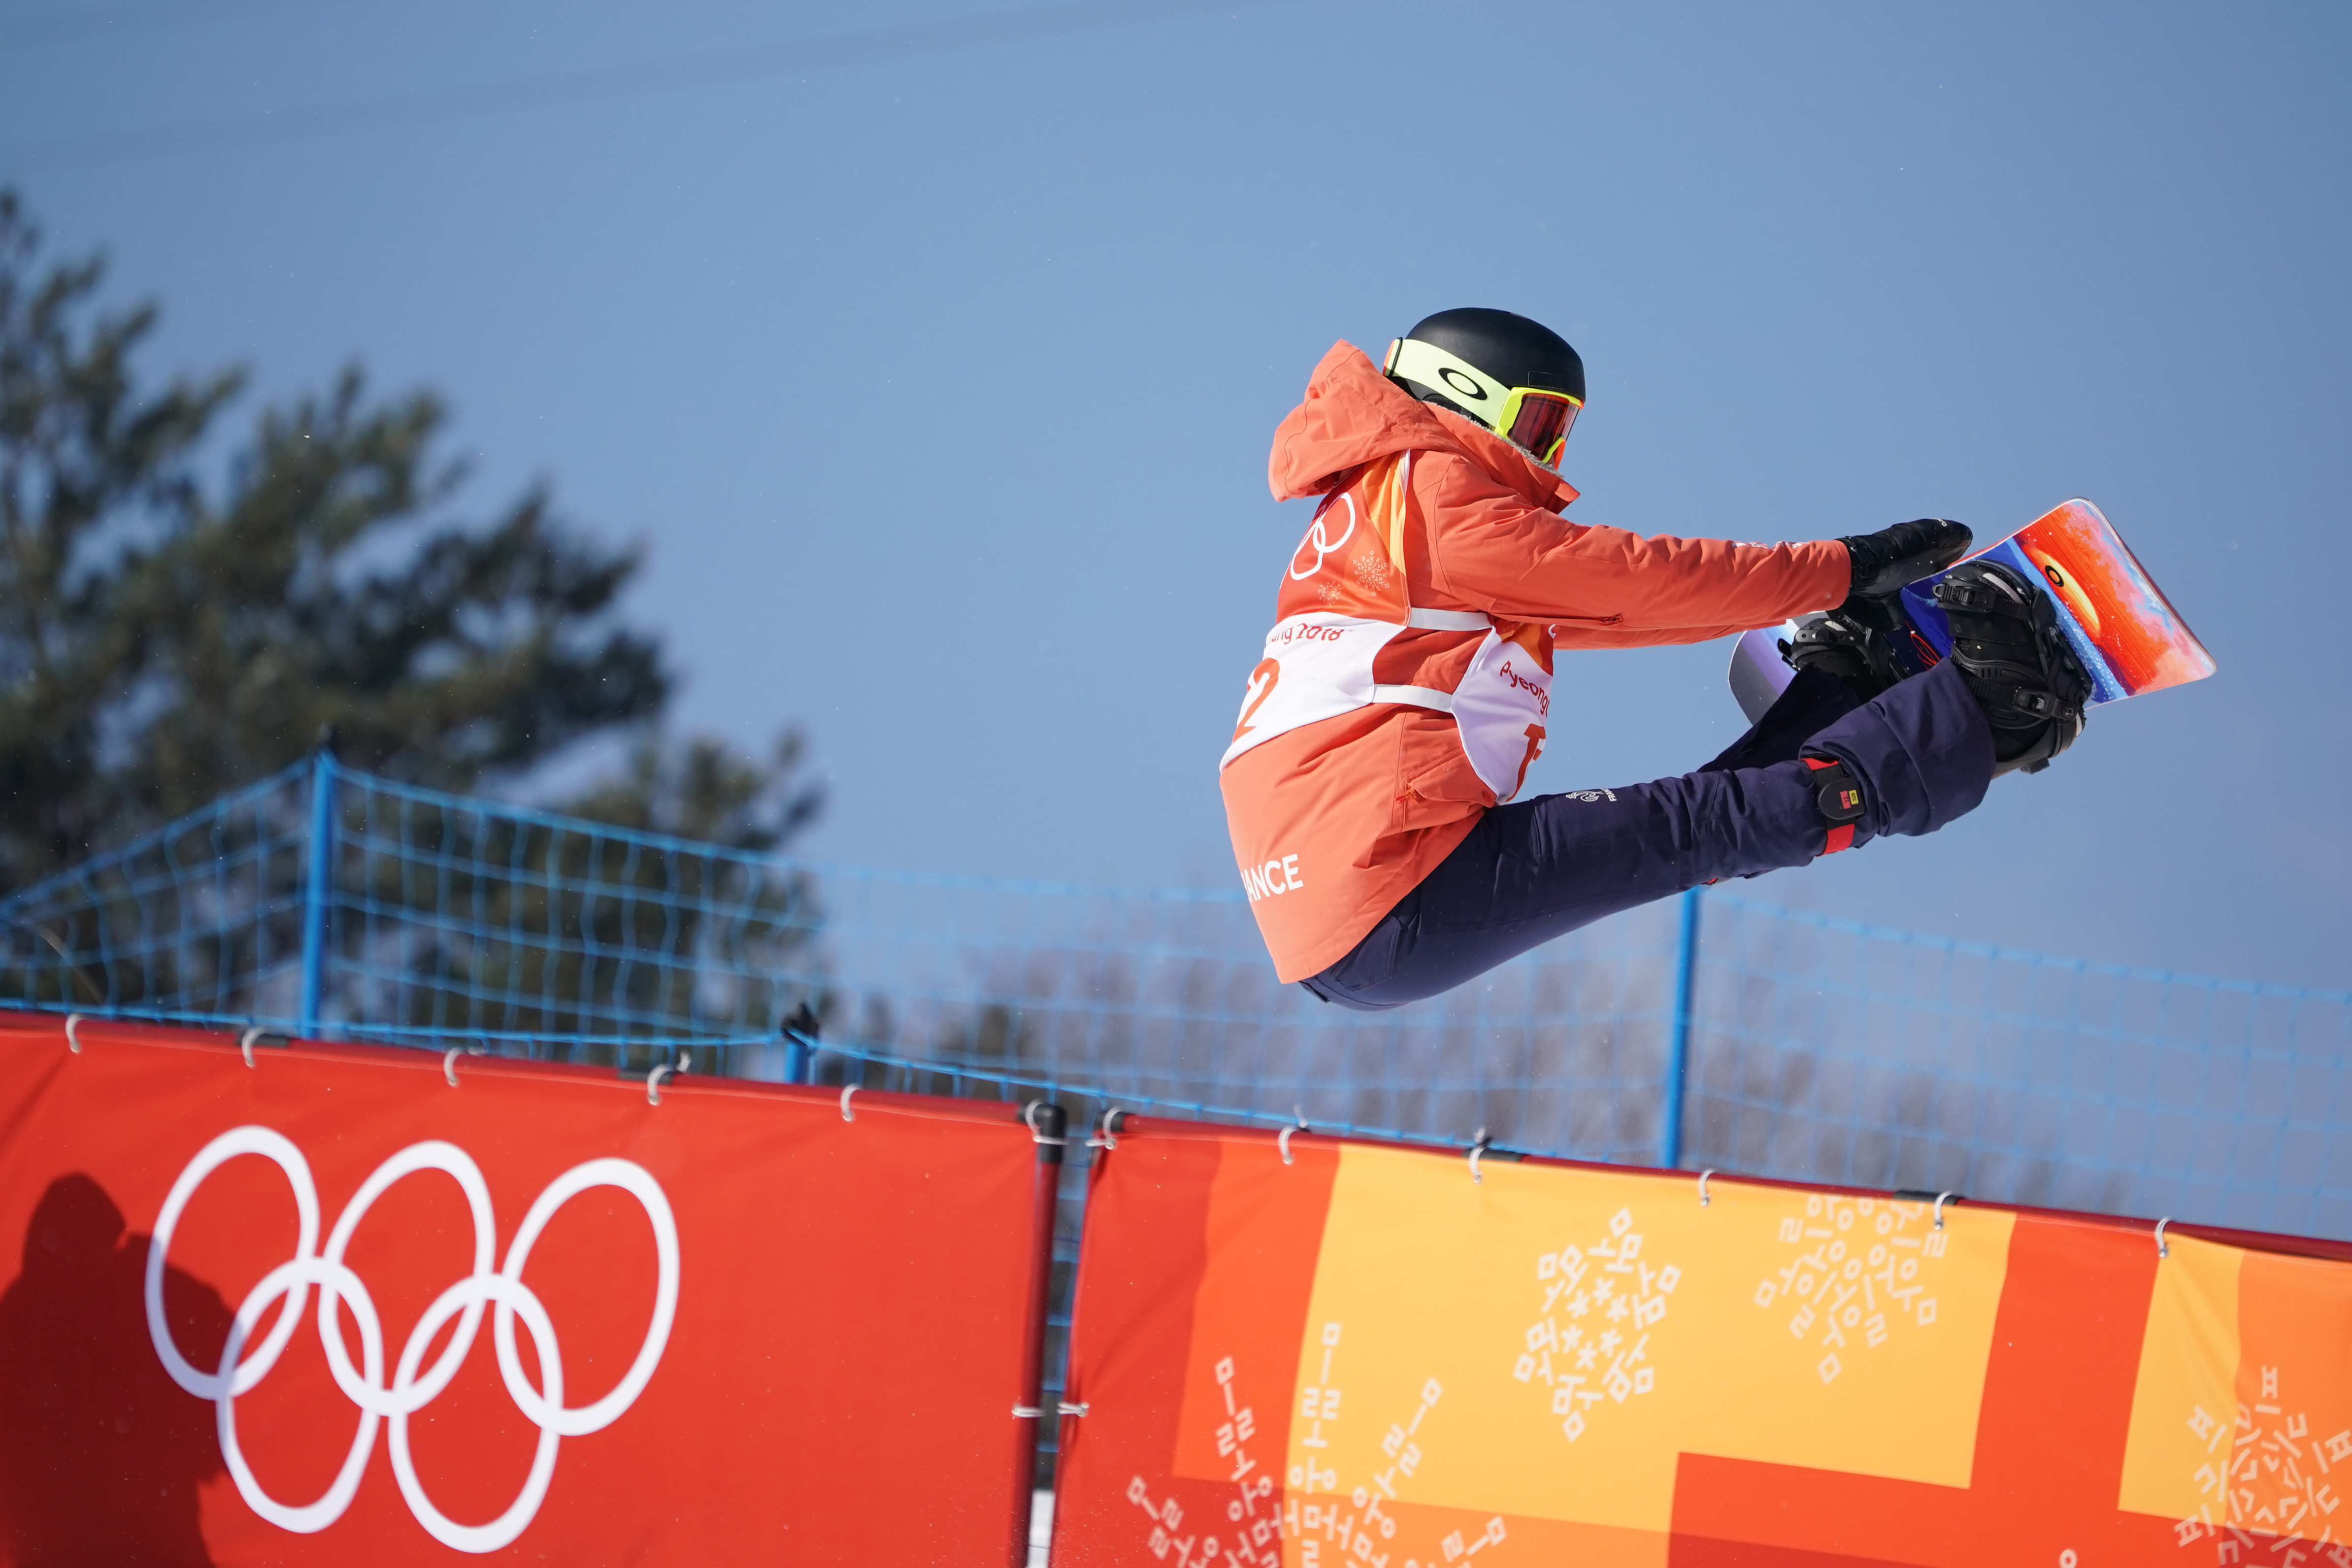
[143,1126,679,1554]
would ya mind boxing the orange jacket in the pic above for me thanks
[1219,342,1849,982]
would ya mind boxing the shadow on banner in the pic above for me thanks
[1050,1119,2352,1566]
[0,1173,232,1565]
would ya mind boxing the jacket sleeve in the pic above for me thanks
[1415,454,1849,636]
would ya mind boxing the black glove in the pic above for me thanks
[1839,518,1972,600]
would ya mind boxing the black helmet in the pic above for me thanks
[1384,307,1586,467]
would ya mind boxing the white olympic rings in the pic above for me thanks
[143,1126,679,1554]
[1288,494,1358,581]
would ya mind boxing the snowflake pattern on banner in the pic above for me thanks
[1287,1323,1508,1568]
[1752,1195,1942,1385]
[1124,1353,1280,1567]
[2173,1366,2352,1563]
[1510,1204,1680,1442]
[1118,1334,1508,1568]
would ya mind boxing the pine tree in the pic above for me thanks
[0,189,826,1053]
[0,186,812,892]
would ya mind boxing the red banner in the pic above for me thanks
[1050,1118,2352,1567]
[0,1011,1053,1565]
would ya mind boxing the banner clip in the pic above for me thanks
[647,1064,674,1106]
[235,1027,288,1068]
[840,1084,860,1122]
[1277,1107,1310,1166]
[1058,1400,1091,1417]
[1698,1169,1714,1207]
[444,1047,463,1087]
[1469,1127,1492,1185]
[1933,1191,1959,1231]
[65,1012,85,1054]
[1088,1107,1127,1150]
[1024,1101,1069,1146]
[1012,1403,1043,1419]
[2154,1217,2171,1259]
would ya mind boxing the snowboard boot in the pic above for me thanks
[1786,598,1913,702]
[1785,592,1952,703]
[1931,561,2090,775]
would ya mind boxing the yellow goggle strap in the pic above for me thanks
[1385,336,1583,452]
[1385,336,1513,427]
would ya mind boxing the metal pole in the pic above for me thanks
[298,753,337,1037]
[1661,886,1702,1169]
[1010,1101,1067,1568]
[780,1003,818,1085]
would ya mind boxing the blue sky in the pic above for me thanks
[3,0,2347,989]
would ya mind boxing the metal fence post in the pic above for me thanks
[1011,1101,1068,1567]
[1661,886,1703,1169]
[298,752,337,1037]
[780,1003,818,1085]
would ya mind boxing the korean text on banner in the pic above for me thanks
[1050,1120,2352,1567]
[0,1011,1050,1565]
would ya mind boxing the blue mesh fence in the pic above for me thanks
[0,759,316,1027]
[1688,892,2352,1240]
[4,754,2348,1481]
[0,754,2345,1237]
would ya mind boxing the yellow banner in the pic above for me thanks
[1054,1124,2352,1567]
[1284,1146,2010,1562]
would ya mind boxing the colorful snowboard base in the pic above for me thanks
[1729,498,2217,727]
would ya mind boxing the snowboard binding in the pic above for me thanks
[1783,594,1947,703]
[1931,561,2090,776]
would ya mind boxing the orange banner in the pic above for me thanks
[0,1011,1051,1565]
[1052,1120,2352,1566]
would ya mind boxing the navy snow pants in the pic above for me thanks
[1299,661,1996,1011]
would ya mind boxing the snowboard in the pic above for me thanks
[1728,498,2217,726]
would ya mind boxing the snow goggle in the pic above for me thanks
[1385,336,1582,468]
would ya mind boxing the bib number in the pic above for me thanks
[1232,658,1281,742]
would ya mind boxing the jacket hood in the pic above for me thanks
[1267,341,1580,511]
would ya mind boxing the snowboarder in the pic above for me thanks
[1220,308,2088,1009]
